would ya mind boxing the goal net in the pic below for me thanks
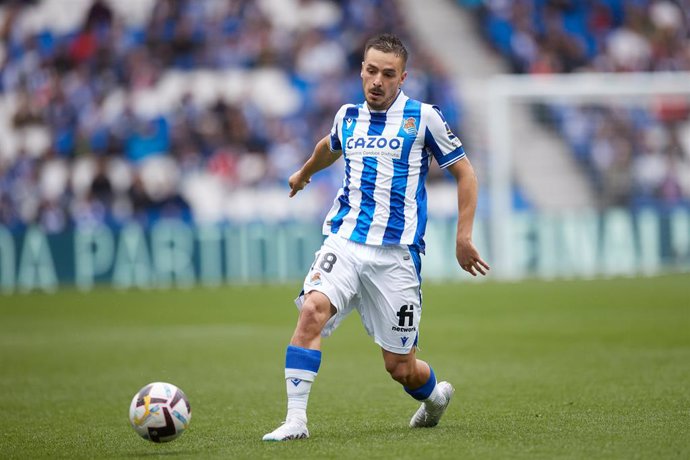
[485,72,690,280]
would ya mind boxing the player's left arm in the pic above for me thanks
[446,157,490,277]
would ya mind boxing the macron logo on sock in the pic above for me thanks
[290,378,302,387]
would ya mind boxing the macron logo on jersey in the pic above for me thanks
[345,136,403,159]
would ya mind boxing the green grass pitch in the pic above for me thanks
[1,275,688,459]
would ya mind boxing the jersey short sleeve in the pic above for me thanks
[329,105,348,152]
[423,105,465,168]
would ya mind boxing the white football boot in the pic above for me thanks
[262,419,309,441]
[409,381,455,428]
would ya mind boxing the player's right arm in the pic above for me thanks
[288,135,342,197]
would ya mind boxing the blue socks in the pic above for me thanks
[284,345,322,422]
[404,366,437,401]
[285,345,321,378]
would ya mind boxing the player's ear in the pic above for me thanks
[360,61,365,78]
[399,70,408,87]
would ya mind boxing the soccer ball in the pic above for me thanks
[128,382,191,443]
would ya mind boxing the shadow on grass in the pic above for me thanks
[123,449,201,457]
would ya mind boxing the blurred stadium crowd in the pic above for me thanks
[0,0,460,232]
[0,0,689,235]
[461,0,690,208]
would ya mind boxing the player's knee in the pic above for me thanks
[299,296,332,328]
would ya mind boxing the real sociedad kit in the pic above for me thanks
[297,90,466,353]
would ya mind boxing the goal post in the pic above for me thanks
[486,72,690,280]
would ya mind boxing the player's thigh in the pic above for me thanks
[302,235,360,313]
[359,247,422,354]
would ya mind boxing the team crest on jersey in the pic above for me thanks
[309,272,322,286]
[403,117,417,135]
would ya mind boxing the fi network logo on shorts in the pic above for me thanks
[392,305,416,333]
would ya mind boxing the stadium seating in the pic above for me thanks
[459,0,690,209]
[0,0,464,232]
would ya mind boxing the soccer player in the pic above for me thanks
[263,33,489,441]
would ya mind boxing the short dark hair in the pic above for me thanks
[363,33,408,67]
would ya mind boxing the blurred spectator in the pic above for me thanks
[0,0,465,231]
[464,0,690,209]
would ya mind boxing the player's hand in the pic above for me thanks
[288,170,311,197]
[456,238,490,277]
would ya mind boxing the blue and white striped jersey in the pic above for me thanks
[324,90,465,252]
